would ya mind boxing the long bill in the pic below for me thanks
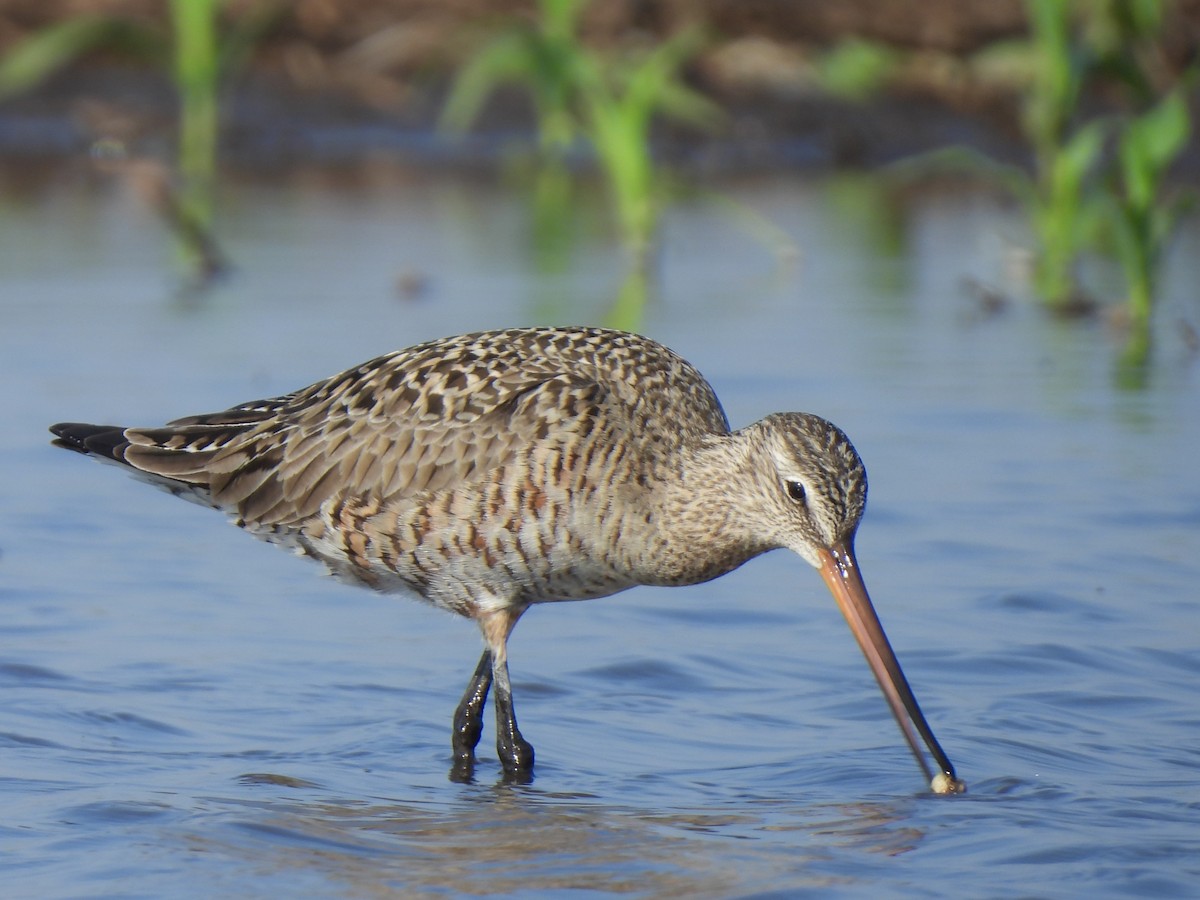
[817,540,962,792]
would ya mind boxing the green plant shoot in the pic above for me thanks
[440,0,717,263]
[1108,86,1191,328]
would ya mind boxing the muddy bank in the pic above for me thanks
[1,0,1197,171]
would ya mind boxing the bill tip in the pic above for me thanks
[931,772,967,795]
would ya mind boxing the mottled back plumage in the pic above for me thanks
[52,327,753,610]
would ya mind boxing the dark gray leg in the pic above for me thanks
[491,653,534,780]
[455,605,534,782]
[450,649,492,782]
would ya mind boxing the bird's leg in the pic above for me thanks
[491,650,534,780]
[451,648,493,779]
[479,606,534,780]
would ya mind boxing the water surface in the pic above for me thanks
[2,163,1198,897]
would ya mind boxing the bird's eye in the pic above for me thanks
[785,480,807,503]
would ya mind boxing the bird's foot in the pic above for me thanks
[448,751,478,784]
[497,731,535,783]
[449,718,485,784]
[452,711,485,757]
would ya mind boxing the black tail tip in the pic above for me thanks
[50,422,128,459]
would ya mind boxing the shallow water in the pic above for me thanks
[2,162,1199,898]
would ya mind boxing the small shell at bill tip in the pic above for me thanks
[931,772,967,795]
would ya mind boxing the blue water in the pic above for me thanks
[2,163,1198,897]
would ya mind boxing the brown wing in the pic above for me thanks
[60,326,727,528]
[121,361,609,527]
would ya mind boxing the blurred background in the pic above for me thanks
[1,0,1197,364]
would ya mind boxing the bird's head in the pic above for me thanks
[746,411,964,794]
[750,411,867,568]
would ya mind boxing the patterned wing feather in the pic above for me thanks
[125,363,605,527]
[53,327,730,530]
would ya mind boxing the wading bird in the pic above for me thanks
[51,326,963,792]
